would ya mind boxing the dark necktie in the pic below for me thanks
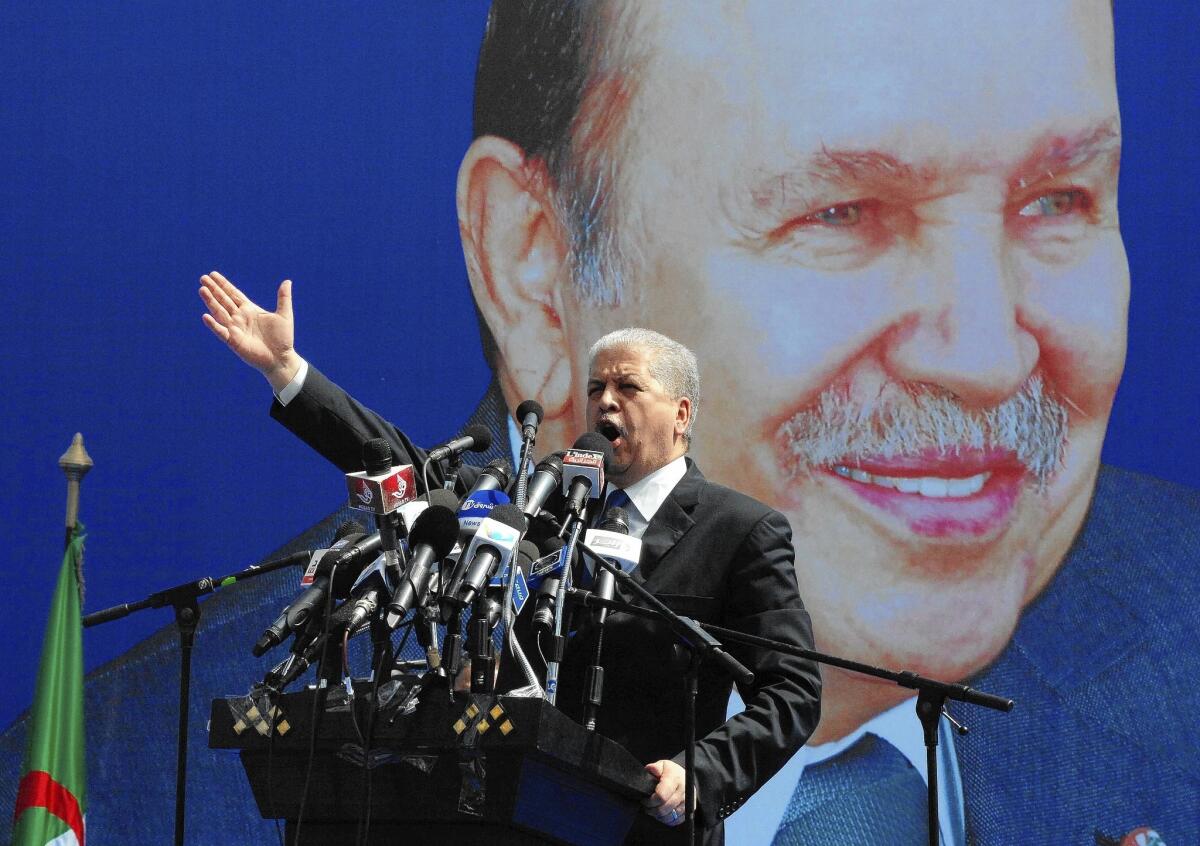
[602,487,631,517]
[772,733,928,845]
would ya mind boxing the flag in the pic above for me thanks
[13,526,87,846]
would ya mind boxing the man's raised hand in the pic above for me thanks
[199,271,301,392]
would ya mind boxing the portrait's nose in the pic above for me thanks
[883,222,1038,408]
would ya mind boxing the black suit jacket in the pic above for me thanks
[271,367,822,844]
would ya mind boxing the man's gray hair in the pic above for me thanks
[589,328,700,444]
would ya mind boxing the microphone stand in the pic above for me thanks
[567,539,754,846]
[568,570,1015,846]
[82,550,312,846]
[544,509,588,705]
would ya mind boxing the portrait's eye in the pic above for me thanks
[1016,189,1090,218]
[804,202,863,226]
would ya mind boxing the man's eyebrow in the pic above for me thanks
[1009,120,1122,189]
[746,148,936,213]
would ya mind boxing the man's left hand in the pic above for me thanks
[642,759,690,827]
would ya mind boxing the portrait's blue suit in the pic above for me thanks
[955,465,1200,844]
[1,389,1197,845]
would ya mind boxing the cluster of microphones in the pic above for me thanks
[251,402,641,703]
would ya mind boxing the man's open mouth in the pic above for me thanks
[596,420,624,445]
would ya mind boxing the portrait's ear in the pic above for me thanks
[458,135,575,421]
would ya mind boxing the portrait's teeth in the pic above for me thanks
[832,465,991,498]
[918,477,949,498]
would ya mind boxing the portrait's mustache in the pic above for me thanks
[777,375,1069,485]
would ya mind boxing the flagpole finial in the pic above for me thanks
[59,433,93,550]
[59,432,94,481]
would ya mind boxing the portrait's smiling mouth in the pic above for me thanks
[821,448,1030,541]
[830,465,990,498]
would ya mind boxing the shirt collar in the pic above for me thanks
[613,454,688,525]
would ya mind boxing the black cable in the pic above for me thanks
[357,622,414,846]
[291,561,343,846]
[264,687,285,846]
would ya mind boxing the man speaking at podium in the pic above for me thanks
[197,1,1198,843]
[199,270,822,845]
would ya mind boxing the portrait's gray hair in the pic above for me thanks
[589,328,700,444]
[474,0,642,308]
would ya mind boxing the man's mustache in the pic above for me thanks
[776,375,1069,485]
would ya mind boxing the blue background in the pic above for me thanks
[0,0,1196,764]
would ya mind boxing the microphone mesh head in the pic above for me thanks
[598,507,630,535]
[485,457,513,487]
[362,438,394,475]
[535,452,564,481]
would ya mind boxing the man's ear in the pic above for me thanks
[458,135,574,420]
[675,396,693,440]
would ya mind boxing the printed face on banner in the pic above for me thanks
[466,0,1127,735]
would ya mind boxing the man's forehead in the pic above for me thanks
[589,345,653,379]
[620,0,1117,170]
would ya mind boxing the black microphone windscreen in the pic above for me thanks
[362,438,394,475]
[516,399,544,424]
[462,424,493,453]
[488,503,527,532]
[515,539,540,572]
[409,504,461,559]
[425,488,463,512]
[571,431,615,470]
[334,519,367,541]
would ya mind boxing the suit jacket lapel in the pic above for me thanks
[635,458,702,585]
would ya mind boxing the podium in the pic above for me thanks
[209,683,656,845]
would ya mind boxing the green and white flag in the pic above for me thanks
[13,526,87,846]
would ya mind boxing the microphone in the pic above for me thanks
[583,507,641,626]
[515,399,544,442]
[347,438,419,572]
[345,439,418,519]
[339,569,388,635]
[253,521,366,657]
[456,458,514,539]
[561,432,614,520]
[519,452,564,520]
[384,490,461,627]
[580,507,637,731]
[530,535,568,632]
[427,424,493,463]
[450,503,527,611]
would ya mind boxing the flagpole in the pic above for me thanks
[14,439,91,846]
